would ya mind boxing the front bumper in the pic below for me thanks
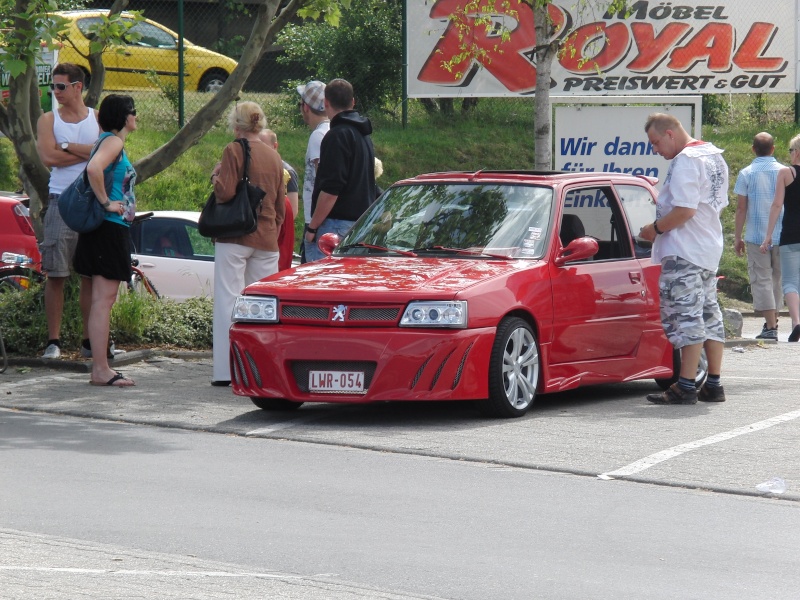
[229,324,496,403]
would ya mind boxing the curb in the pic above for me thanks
[4,349,212,372]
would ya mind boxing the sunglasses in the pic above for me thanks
[49,82,80,91]
[129,109,137,116]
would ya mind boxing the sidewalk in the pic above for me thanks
[2,311,787,375]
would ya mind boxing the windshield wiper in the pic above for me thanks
[337,242,417,257]
[412,246,514,260]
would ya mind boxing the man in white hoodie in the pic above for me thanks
[639,112,729,405]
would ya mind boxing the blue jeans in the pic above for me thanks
[780,243,800,296]
[304,218,356,263]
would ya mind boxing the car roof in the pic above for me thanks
[397,170,659,187]
[57,10,139,18]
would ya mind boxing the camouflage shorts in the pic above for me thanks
[659,256,725,348]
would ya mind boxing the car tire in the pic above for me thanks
[250,397,304,411]
[655,347,709,390]
[198,70,227,93]
[478,316,539,418]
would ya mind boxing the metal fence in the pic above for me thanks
[72,1,798,132]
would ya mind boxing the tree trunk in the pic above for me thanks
[533,4,557,171]
[134,0,284,182]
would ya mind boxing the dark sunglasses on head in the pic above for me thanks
[49,82,79,91]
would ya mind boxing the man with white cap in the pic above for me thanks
[296,80,330,263]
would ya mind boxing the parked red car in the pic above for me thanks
[0,192,41,264]
[229,171,692,418]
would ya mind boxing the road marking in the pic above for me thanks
[600,408,800,478]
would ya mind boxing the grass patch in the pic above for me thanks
[0,276,211,356]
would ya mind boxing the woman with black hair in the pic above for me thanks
[73,94,138,387]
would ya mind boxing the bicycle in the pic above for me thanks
[0,252,45,372]
[125,212,160,300]
[128,258,161,299]
[0,253,45,294]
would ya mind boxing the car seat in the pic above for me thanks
[559,214,585,247]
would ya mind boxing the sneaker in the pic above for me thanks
[647,383,698,405]
[699,384,726,402]
[789,325,800,343]
[42,343,61,359]
[755,327,778,340]
[80,340,123,360]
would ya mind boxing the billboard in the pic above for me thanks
[1,47,58,113]
[554,101,697,188]
[407,0,797,97]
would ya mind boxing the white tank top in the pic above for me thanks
[49,107,100,194]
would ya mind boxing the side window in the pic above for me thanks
[187,226,214,260]
[617,184,657,258]
[561,186,633,260]
[128,21,175,48]
[75,17,104,40]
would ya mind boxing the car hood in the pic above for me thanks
[244,257,528,299]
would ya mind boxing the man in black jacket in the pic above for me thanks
[304,79,377,261]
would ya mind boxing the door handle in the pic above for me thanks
[629,271,641,283]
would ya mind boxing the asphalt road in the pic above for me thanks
[1,315,799,598]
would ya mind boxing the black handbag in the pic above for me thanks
[58,136,122,234]
[198,138,266,238]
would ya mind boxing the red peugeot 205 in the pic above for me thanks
[229,171,703,418]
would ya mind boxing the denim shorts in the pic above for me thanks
[780,243,800,296]
[304,218,356,263]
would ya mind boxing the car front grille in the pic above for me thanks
[280,303,401,326]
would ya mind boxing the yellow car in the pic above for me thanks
[56,10,238,92]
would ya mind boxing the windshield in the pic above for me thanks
[336,183,553,259]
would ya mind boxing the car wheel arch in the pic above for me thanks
[198,68,228,92]
[477,314,541,418]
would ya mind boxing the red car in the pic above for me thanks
[0,192,40,264]
[0,192,42,292]
[229,171,693,418]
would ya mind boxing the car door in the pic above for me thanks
[548,184,647,364]
[131,216,214,301]
[117,19,179,89]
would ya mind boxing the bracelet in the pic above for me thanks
[653,220,664,235]
[305,225,318,234]
[101,200,111,208]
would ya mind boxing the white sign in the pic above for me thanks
[407,0,797,97]
[554,102,696,187]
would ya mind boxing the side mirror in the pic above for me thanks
[554,237,599,266]
[318,232,341,257]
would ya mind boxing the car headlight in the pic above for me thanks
[400,301,467,328]
[232,296,278,323]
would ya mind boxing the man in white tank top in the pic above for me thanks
[36,63,99,360]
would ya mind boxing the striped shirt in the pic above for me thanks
[733,156,784,245]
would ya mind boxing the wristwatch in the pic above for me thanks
[61,142,69,152]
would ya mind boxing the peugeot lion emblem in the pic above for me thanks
[332,305,347,322]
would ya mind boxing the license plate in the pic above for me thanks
[309,370,365,393]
